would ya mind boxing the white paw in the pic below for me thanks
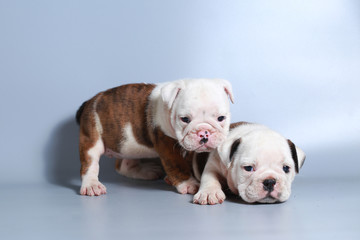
[80,179,107,196]
[193,187,226,205]
[175,177,200,195]
[116,159,164,180]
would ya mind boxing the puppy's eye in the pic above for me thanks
[180,117,191,123]
[244,166,254,172]
[217,116,226,122]
[283,166,290,173]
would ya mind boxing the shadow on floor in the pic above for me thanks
[43,116,121,193]
[43,116,172,194]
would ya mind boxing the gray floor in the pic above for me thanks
[2,176,359,240]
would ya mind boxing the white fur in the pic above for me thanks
[104,124,159,160]
[175,176,200,195]
[147,78,234,194]
[103,124,161,181]
[93,93,104,134]
[193,159,225,205]
[194,123,306,204]
[150,78,233,152]
[94,112,103,135]
[119,123,158,159]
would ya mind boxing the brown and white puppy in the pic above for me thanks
[193,122,306,205]
[76,79,234,196]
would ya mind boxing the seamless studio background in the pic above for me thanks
[0,1,359,240]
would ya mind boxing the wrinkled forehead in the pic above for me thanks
[256,147,285,164]
[241,136,290,164]
[176,85,229,113]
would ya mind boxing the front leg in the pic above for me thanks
[153,129,199,194]
[193,161,225,205]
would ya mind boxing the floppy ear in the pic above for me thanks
[287,139,306,174]
[213,79,234,103]
[218,137,241,164]
[229,138,241,161]
[222,79,235,104]
[161,81,185,109]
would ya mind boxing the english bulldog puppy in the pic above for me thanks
[193,122,306,204]
[76,79,234,196]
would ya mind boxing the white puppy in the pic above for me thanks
[193,122,306,204]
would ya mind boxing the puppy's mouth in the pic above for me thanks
[258,193,279,203]
[180,138,216,152]
[192,144,214,152]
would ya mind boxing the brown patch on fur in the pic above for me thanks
[77,83,194,186]
[78,84,155,177]
[95,84,156,151]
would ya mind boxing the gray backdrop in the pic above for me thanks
[1,1,360,240]
[1,1,359,185]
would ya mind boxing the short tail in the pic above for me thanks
[76,101,88,125]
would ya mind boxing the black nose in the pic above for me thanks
[263,179,276,192]
[200,138,208,144]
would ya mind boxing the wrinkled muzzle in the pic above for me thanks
[239,176,291,204]
[180,123,227,152]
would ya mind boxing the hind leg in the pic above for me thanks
[115,158,164,180]
[79,136,106,196]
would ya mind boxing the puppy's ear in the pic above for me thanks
[161,81,185,109]
[287,140,306,174]
[214,79,234,103]
[223,79,235,104]
[229,138,241,161]
[218,137,241,164]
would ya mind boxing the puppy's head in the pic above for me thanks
[218,127,305,203]
[161,79,234,152]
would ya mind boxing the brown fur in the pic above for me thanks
[96,84,155,151]
[78,83,192,186]
[152,128,194,185]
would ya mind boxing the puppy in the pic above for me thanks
[76,79,234,196]
[193,122,306,204]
